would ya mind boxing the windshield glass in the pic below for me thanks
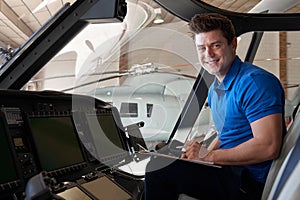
[23,0,201,152]
[6,0,300,175]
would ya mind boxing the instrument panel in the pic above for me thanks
[0,90,142,200]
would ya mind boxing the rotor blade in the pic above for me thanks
[156,70,196,79]
[61,74,126,92]
[29,70,129,83]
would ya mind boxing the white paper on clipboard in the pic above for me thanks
[138,150,222,168]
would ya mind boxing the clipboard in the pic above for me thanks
[138,149,222,168]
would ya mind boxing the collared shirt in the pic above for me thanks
[208,56,285,182]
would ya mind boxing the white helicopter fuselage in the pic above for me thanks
[93,72,196,142]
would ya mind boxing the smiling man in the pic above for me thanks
[144,13,286,200]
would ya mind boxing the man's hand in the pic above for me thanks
[180,137,220,160]
[181,141,206,160]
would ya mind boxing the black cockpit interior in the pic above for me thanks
[0,90,144,200]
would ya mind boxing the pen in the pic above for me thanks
[176,137,204,149]
[137,143,148,151]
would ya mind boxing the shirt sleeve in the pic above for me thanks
[238,72,284,123]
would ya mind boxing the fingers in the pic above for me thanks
[185,141,201,160]
[180,152,187,159]
[186,141,200,151]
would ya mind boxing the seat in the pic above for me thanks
[261,109,300,199]
[271,133,300,200]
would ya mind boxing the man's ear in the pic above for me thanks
[232,37,238,51]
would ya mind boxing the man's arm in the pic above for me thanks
[185,113,283,165]
[207,137,220,151]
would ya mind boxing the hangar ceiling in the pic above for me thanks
[0,0,299,49]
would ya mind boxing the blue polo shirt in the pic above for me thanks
[208,56,285,183]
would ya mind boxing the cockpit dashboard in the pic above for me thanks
[0,90,142,200]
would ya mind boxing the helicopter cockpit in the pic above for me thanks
[0,0,300,199]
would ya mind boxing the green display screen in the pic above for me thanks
[29,116,85,171]
[87,114,125,160]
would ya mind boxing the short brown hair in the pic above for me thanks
[189,13,236,44]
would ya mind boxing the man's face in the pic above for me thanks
[195,30,237,81]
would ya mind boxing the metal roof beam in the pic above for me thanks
[0,1,33,37]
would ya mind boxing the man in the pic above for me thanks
[144,13,286,199]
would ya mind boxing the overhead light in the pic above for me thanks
[153,8,164,24]
[32,0,56,13]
